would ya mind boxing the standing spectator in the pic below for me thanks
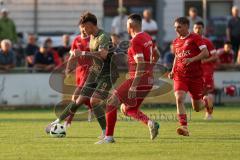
[226,6,240,60]
[163,44,174,70]
[25,34,39,71]
[142,9,158,42]
[0,8,17,43]
[0,39,15,72]
[187,7,203,31]
[34,44,55,72]
[58,34,70,62]
[111,7,128,40]
[216,41,234,70]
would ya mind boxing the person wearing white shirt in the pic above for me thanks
[142,9,158,41]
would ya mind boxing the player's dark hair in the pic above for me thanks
[224,41,232,46]
[194,21,204,28]
[79,12,97,26]
[128,13,142,26]
[174,17,190,26]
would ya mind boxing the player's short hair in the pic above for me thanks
[174,17,190,26]
[224,41,232,46]
[79,12,97,26]
[194,21,204,28]
[128,13,142,26]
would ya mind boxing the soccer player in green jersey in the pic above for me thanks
[46,12,118,139]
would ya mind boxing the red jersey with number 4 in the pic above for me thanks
[70,35,91,86]
[201,37,216,77]
[128,32,154,78]
[172,33,207,79]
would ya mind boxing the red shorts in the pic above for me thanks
[174,77,203,100]
[115,74,153,108]
[76,68,88,87]
[203,76,214,94]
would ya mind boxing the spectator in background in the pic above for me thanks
[142,9,158,42]
[25,34,39,71]
[226,6,240,60]
[111,7,128,40]
[0,8,17,43]
[0,39,15,72]
[187,7,203,31]
[163,44,174,70]
[44,38,62,67]
[58,34,70,62]
[216,41,235,70]
[34,44,55,72]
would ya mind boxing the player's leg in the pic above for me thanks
[203,77,215,120]
[95,93,120,144]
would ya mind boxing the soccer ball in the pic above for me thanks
[50,123,66,138]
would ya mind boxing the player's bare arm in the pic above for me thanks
[183,47,209,65]
[168,56,176,79]
[73,48,108,60]
[202,51,218,63]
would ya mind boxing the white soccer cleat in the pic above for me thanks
[204,113,213,120]
[95,137,115,144]
[45,119,60,134]
[148,120,160,140]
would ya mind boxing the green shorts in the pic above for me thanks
[80,75,117,100]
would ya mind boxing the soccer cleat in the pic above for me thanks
[94,137,115,144]
[97,131,106,140]
[45,119,60,134]
[204,112,213,120]
[176,126,189,136]
[203,96,213,115]
[120,104,127,116]
[148,121,160,140]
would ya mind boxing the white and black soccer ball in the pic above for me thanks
[50,123,66,138]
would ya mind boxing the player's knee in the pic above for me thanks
[90,97,101,107]
[175,92,186,104]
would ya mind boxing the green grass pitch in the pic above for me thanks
[0,105,240,160]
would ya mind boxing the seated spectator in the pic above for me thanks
[44,38,62,67]
[25,34,39,71]
[163,44,174,70]
[0,39,15,72]
[58,34,70,62]
[216,41,235,70]
[34,44,55,72]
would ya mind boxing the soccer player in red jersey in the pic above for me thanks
[63,24,92,127]
[193,21,217,120]
[95,14,160,144]
[169,17,213,136]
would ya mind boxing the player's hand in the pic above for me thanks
[128,86,137,99]
[168,71,174,79]
[183,58,194,65]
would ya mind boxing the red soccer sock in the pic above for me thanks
[126,109,150,125]
[106,105,117,136]
[177,114,187,126]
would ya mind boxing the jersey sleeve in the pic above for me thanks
[98,34,110,50]
[132,38,144,61]
[205,39,216,55]
[193,34,207,50]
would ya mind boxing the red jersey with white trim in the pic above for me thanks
[201,37,216,77]
[172,33,206,79]
[70,35,91,85]
[128,32,154,78]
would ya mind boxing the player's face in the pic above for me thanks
[79,25,88,38]
[127,19,132,35]
[193,24,203,35]
[80,22,94,36]
[174,22,188,37]
[224,44,232,52]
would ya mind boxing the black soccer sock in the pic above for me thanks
[59,102,80,121]
[92,103,106,131]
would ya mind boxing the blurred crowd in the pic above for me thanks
[1,6,240,73]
